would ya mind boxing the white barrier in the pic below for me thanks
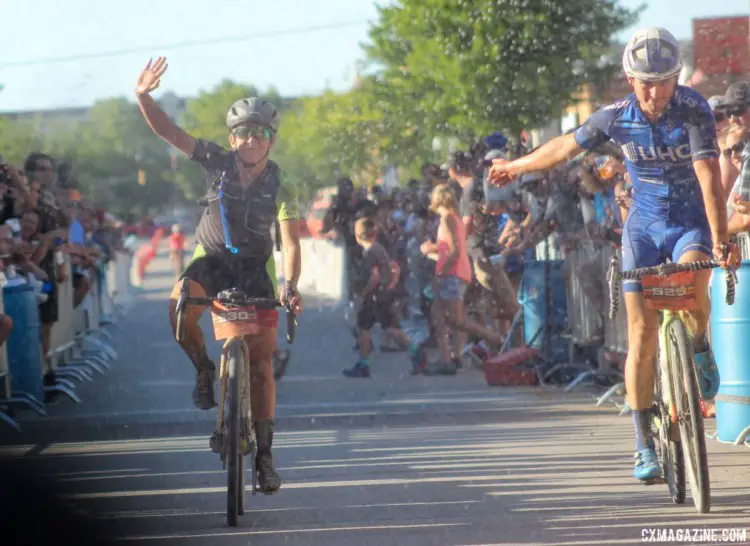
[50,258,75,356]
[274,238,348,303]
[110,250,134,309]
[49,252,132,365]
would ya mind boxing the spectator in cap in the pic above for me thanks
[722,82,750,127]
[721,82,750,208]
[708,95,729,137]
[483,132,508,153]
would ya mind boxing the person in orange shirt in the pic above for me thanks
[168,223,186,279]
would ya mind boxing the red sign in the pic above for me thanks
[693,17,750,76]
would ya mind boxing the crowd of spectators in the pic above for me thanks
[320,80,750,380]
[0,151,130,401]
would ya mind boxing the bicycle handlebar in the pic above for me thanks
[607,256,737,320]
[175,286,297,344]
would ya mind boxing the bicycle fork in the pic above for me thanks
[657,315,680,428]
[211,340,256,460]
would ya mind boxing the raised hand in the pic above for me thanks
[135,57,168,96]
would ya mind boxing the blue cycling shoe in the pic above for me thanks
[633,447,662,481]
[694,349,720,400]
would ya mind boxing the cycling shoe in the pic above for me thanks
[633,447,662,481]
[695,349,720,400]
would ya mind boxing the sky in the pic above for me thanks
[0,0,748,113]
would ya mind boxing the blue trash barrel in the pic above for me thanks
[518,260,568,362]
[711,262,750,443]
[3,284,44,404]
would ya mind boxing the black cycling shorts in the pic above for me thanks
[180,251,275,301]
[357,291,400,331]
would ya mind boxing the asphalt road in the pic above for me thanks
[1,246,749,546]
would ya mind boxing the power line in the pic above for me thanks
[0,19,371,70]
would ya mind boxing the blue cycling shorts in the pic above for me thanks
[621,208,712,293]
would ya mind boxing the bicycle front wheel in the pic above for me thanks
[225,341,244,526]
[667,320,710,514]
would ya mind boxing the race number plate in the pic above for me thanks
[211,302,260,340]
[641,270,697,311]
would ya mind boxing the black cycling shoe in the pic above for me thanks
[255,420,281,494]
[192,361,217,410]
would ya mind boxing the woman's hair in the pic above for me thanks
[430,183,457,212]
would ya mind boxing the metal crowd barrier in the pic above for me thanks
[551,242,630,414]
[0,249,134,432]
[563,243,625,393]
[0,291,20,431]
[564,243,604,347]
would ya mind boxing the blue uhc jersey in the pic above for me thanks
[574,85,719,225]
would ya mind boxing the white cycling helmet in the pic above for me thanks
[622,27,683,82]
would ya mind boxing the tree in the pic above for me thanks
[49,98,177,220]
[0,117,43,165]
[364,0,641,151]
[277,78,439,201]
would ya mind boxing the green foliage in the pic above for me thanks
[364,0,641,138]
[2,1,641,216]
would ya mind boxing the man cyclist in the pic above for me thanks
[135,57,302,494]
[489,28,738,482]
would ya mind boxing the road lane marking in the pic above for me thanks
[115,522,467,541]
[64,474,508,499]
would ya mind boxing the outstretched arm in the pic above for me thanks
[489,133,584,187]
[135,57,196,157]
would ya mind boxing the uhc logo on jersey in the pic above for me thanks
[621,142,691,163]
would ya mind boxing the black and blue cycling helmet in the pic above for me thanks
[226,97,280,133]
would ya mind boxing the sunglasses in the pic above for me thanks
[722,140,748,159]
[725,106,748,119]
[714,111,727,123]
[231,126,273,141]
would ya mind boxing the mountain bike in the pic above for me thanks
[608,255,736,514]
[175,283,296,526]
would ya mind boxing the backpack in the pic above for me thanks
[199,152,282,253]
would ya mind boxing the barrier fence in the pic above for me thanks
[0,250,134,432]
[395,231,748,449]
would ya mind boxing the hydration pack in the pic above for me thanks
[197,152,282,253]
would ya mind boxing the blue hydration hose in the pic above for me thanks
[218,175,239,254]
